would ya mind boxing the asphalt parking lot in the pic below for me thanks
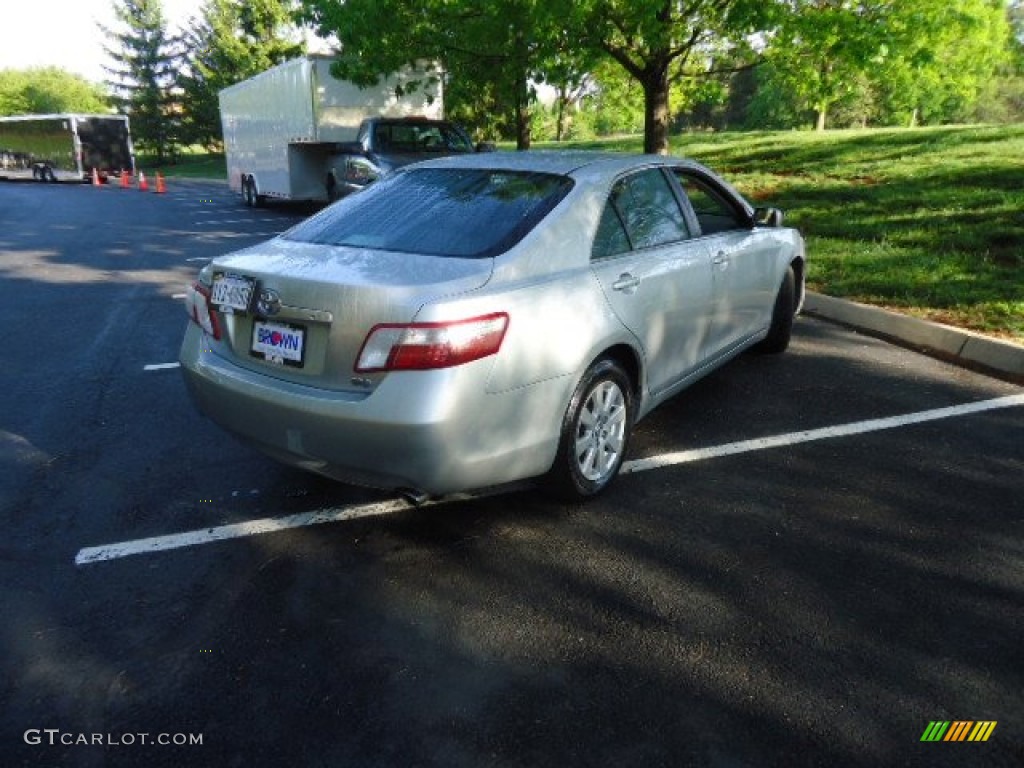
[1,179,1022,767]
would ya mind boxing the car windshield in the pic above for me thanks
[283,168,574,259]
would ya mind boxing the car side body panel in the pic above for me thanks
[591,239,714,399]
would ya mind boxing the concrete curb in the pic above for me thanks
[802,292,1024,384]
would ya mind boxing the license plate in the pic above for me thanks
[211,273,254,313]
[251,320,305,367]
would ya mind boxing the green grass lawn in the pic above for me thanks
[542,125,1024,341]
[138,151,227,180]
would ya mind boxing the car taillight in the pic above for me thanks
[185,281,221,340]
[355,313,509,373]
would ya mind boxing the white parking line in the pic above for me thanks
[621,393,1024,474]
[192,218,284,225]
[75,498,411,565]
[143,363,180,371]
[75,393,1024,565]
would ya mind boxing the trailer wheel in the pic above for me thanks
[241,177,254,207]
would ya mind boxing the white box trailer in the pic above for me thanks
[219,55,442,204]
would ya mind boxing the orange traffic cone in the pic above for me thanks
[154,172,166,194]
[120,170,131,189]
[138,171,149,192]
[92,168,101,186]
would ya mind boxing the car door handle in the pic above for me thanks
[612,273,641,292]
[712,252,728,266]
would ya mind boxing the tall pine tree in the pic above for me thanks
[101,0,180,162]
[178,0,303,149]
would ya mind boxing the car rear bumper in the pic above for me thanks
[179,325,566,495]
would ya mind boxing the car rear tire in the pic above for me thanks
[545,358,634,500]
[755,265,796,354]
[326,173,340,203]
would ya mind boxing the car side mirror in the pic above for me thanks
[754,207,784,227]
[475,142,497,153]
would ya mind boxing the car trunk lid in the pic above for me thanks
[205,238,493,392]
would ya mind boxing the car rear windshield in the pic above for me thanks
[282,168,574,259]
[372,121,474,153]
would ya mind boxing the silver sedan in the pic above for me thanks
[180,152,805,500]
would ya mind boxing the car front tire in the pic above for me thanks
[545,358,634,500]
[755,265,796,354]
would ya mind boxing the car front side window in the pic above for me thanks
[673,171,747,235]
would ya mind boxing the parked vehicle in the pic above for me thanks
[220,55,483,206]
[0,114,135,183]
[180,152,806,501]
[324,115,492,201]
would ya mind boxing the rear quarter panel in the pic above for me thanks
[412,180,642,395]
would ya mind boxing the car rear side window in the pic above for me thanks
[592,169,690,260]
[283,168,573,259]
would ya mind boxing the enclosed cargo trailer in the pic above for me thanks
[0,114,135,183]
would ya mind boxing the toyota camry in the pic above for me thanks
[180,152,805,500]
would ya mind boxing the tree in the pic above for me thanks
[444,71,519,143]
[762,0,1013,131]
[852,0,1010,127]
[575,60,645,137]
[0,68,110,116]
[999,0,1024,121]
[565,0,779,153]
[298,0,576,149]
[550,74,593,142]
[101,0,181,161]
[178,0,303,149]
[742,61,808,129]
[764,0,904,131]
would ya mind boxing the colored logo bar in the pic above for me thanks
[920,721,997,742]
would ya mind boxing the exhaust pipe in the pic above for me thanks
[398,488,430,507]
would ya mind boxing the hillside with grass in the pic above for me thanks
[547,125,1024,341]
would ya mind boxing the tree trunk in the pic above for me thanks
[515,100,532,150]
[642,68,671,155]
[815,105,827,132]
[513,64,532,151]
[555,89,567,143]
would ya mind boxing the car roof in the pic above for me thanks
[409,150,707,180]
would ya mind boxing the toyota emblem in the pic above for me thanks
[256,288,282,316]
